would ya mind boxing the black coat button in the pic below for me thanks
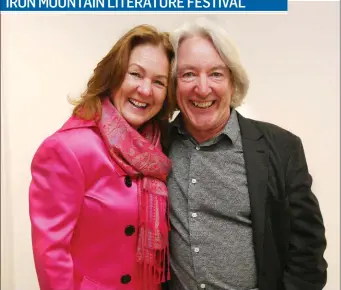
[121,274,131,284]
[124,176,132,187]
[125,225,135,236]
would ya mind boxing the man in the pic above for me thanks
[163,18,327,290]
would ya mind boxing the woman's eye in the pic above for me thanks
[129,72,141,78]
[155,80,166,87]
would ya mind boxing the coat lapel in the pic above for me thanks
[237,112,269,277]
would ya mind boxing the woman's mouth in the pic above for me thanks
[129,98,149,109]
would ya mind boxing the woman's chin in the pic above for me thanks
[122,112,149,129]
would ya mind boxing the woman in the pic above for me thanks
[29,24,175,290]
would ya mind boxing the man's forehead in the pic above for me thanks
[177,40,226,70]
[177,36,223,60]
[178,35,213,50]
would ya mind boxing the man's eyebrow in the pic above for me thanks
[210,65,228,71]
[177,64,196,71]
[177,64,228,71]
[128,63,168,80]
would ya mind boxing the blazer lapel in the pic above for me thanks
[237,112,269,277]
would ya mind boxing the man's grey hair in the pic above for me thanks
[169,18,249,108]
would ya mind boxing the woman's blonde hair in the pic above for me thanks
[70,24,175,121]
[170,17,249,108]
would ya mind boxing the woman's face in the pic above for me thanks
[112,43,169,129]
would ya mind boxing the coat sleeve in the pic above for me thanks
[29,135,85,290]
[283,136,327,290]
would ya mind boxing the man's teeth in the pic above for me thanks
[192,101,214,108]
[129,99,148,108]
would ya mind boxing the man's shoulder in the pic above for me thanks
[240,114,300,143]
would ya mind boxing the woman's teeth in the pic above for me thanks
[129,99,148,108]
[192,101,214,108]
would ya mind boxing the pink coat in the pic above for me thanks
[29,116,161,290]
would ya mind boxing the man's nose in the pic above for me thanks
[195,75,211,97]
[137,79,152,97]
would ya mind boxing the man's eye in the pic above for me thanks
[182,72,195,78]
[211,72,223,77]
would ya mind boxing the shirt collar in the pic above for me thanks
[171,108,240,145]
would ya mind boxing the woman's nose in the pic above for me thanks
[137,79,152,97]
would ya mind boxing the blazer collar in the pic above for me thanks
[236,112,263,140]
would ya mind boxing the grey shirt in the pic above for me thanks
[167,110,258,290]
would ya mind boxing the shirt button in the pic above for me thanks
[194,247,200,253]
[200,284,206,289]
[191,178,197,184]
[192,213,197,218]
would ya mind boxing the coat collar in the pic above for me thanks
[58,115,96,132]
[236,112,263,140]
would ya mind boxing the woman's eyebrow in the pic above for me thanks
[129,63,168,79]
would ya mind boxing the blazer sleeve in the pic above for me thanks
[283,136,327,290]
[29,135,85,290]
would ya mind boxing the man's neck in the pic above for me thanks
[190,130,219,144]
[185,113,231,144]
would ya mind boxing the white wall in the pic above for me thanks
[1,2,340,289]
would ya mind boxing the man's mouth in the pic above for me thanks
[129,99,149,109]
[191,101,215,109]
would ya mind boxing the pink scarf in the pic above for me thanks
[96,98,171,288]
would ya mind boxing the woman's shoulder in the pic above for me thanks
[36,116,103,160]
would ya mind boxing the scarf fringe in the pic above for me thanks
[137,183,171,289]
[136,247,170,290]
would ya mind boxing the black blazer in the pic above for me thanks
[162,112,327,290]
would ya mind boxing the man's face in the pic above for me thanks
[176,36,234,136]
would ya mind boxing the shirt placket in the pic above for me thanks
[187,139,208,290]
